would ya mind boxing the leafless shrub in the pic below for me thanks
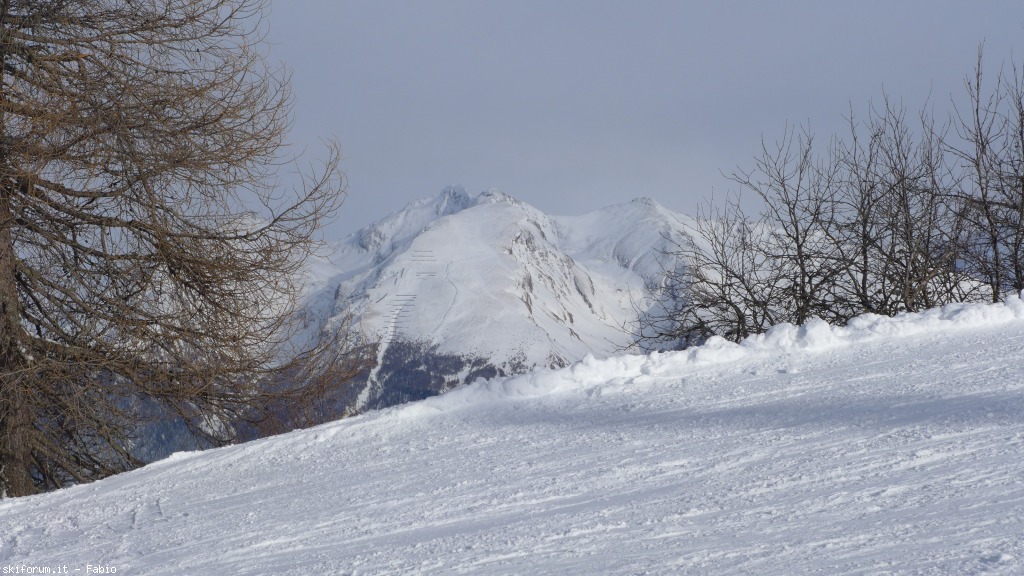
[638,52,1024,348]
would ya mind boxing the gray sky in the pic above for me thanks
[266,1,1024,240]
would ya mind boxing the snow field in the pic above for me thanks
[3,298,1024,573]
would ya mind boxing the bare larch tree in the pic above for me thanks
[0,0,356,496]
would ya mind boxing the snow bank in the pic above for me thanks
[739,292,1024,352]
[402,293,1024,416]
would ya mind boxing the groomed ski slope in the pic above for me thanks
[4,299,1024,574]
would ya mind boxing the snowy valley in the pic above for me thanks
[3,297,1024,573]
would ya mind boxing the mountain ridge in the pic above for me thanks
[305,186,690,412]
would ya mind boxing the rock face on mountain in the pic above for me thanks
[304,187,690,412]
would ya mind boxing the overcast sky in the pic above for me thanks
[266,1,1024,240]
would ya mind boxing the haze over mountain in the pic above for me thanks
[302,187,690,411]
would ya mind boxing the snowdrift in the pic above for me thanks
[3,298,1024,574]
[412,293,1024,411]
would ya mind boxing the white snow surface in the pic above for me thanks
[5,298,1024,574]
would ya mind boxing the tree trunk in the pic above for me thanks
[0,191,34,497]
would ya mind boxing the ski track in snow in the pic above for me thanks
[4,299,1024,574]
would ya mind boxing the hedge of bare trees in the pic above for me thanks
[639,50,1024,349]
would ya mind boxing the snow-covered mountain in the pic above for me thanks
[303,186,690,411]
[7,298,1024,573]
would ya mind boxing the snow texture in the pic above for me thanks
[3,297,1024,574]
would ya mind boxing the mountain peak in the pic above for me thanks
[322,189,692,412]
[475,188,519,206]
[350,186,476,253]
[435,185,473,216]
[631,196,660,208]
